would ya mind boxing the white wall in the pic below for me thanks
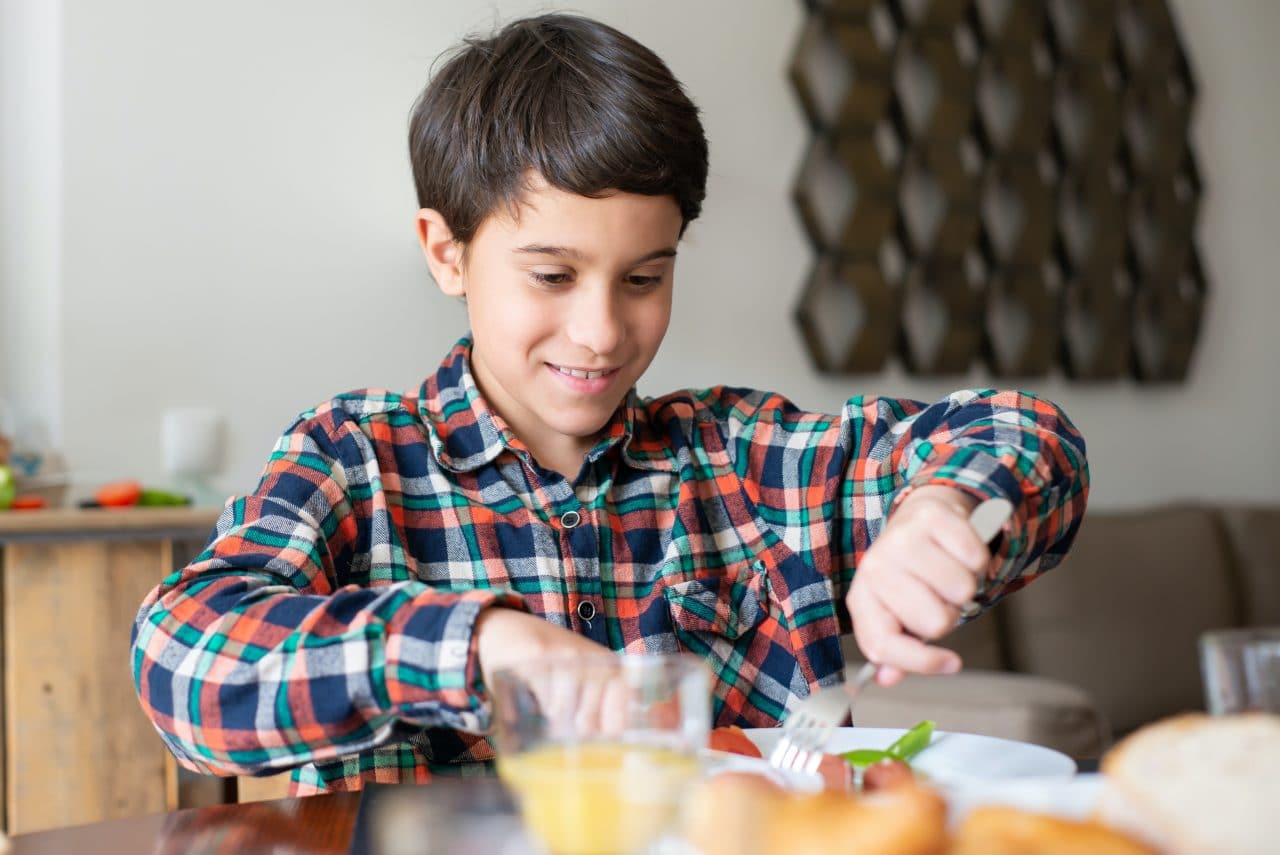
[0,0,62,447]
[3,0,1278,508]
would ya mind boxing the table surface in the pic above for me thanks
[0,506,221,538]
[9,791,362,855]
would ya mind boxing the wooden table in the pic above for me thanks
[8,791,361,855]
[0,507,222,833]
[9,779,527,854]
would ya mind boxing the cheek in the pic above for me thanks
[635,293,673,347]
[468,281,550,339]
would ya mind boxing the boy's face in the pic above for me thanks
[425,175,683,467]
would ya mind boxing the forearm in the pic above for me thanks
[827,390,1088,607]
[886,390,1089,603]
[131,572,525,776]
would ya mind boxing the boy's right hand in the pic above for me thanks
[475,608,612,679]
[475,608,628,734]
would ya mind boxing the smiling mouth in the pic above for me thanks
[552,365,616,380]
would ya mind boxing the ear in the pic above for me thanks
[415,208,466,298]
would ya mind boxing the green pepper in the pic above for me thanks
[138,488,192,507]
[840,719,937,767]
[839,748,894,767]
[886,719,936,762]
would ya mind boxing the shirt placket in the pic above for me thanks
[553,475,607,646]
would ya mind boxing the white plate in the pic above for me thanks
[698,748,826,792]
[940,772,1105,822]
[741,727,1077,789]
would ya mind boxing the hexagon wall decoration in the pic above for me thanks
[790,0,1206,381]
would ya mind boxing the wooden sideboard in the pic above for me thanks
[0,507,222,834]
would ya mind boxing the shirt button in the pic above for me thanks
[560,509,581,529]
[577,600,596,621]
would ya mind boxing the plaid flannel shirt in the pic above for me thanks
[131,338,1088,794]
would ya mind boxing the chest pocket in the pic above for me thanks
[663,560,769,641]
[662,544,845,729]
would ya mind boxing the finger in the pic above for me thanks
[849,583,959,673]
[599,676,631,738]
[904,540,979,607]
[929,509,992,571]
[875,664,906,686]
[875,568,961,641]
[573,674,609,737]
[848,580,901,667]
[535,675,570,742]
[873,631,962,676]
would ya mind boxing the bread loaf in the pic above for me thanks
[1099,712,1280,855]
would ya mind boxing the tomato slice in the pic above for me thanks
[9,495,47,510]
[708,726,763,758]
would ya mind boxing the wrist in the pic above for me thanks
[475,607,541,677]
[897,484,979,517]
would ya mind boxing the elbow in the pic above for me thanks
[131,608,267,778]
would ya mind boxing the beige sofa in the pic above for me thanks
[843,504,1280,760]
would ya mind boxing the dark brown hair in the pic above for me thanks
[408,13,709,243]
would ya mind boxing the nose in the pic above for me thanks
[564,280,623,356]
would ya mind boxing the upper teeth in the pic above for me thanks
[557,366,607,379]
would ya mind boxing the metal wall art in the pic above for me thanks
[791,0,1205,380]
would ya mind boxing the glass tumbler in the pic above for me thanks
[490,653,711,855]
[1199,626,1280,714]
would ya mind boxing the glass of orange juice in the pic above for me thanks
[491,653,711,855]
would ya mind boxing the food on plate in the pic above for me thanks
[951,806,1158,854]
[841,719,936,791]
[816,750,855,792]
[709,720,936,794]
[684,772,785,855]
[708,725,762,758]
[708,725,852,791]
[861,756,914,792]
[1097,712,1280,855]
[772,786,948,855]
[692,719,1185,855]
[841,719,936,770]
[685,771,948,855]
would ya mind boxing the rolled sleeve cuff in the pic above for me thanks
[385,588,527,734]
[890,448,1034,607]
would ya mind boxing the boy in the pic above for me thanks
[131,13,1088,795]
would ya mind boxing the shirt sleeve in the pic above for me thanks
[130,401,525,777]
[719,387,1089,622]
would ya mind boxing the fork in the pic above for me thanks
[766,497,1014,776]
[767,661,877,775]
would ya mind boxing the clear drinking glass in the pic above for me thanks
[490,653,711,855]
[1199,627,1280,714]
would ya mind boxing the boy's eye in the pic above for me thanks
[530,272,571,287]
[626,275,663,289]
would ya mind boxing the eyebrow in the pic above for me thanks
[512,245,678,266]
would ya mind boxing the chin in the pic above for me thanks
[548,408,621,439]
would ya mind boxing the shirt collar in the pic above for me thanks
[417,337,676,474]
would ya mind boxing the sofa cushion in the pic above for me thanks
[942,610,1008,671]
[849,670,1110,760]
[1218,505,1280,625]
[1000,506,1238,735]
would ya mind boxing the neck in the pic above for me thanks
[466,346,612,482]
[527,439,593,482]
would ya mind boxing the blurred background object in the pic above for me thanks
[161,406,226,507]
[0,396,69,508]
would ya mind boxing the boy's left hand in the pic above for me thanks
[846,486,992,686]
